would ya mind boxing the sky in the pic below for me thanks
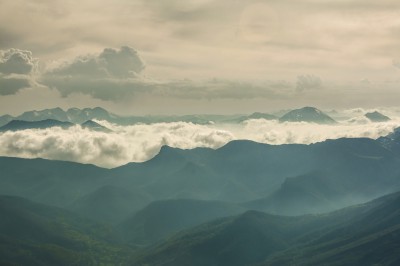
[1,0,400,115]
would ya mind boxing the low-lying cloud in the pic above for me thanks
[0,118,399,168]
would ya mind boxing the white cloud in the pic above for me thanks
[0,48,38,95]
[0,123,234,168]
[0,118,399,168]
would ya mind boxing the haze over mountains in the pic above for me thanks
[2,151,400,265]
[1,106,400,265]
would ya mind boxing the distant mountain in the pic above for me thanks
[0,114,13,127]
[16,107,114,124]
[66,107,115,124]
[132,191,400,266]
[119,199,245,245]
[224,112,277,123]
[0,195,130,266]
[0,119,113,132]
[0,119,74,131]
[81,120,112,132]
[246,112,277,120]
[18,107,69,122]
[365,111,391,122]
[279,106,336,124]
[0,107,116,127]
[0,107,259,126]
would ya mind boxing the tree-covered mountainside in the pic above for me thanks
[131,191,400,266]
[119,199,245,245]
[2,189,400,265]
[0,195,131,266]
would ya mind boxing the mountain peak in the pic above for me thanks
[81,120,111,132]
[365,111,390,122]
[279,107,336,124]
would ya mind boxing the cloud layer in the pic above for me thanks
[0,118,398,168]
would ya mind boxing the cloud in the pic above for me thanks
[0,75,31,95]
[0,122,234,168]
[0,117,399,168]
[41,46,149,100]
[48,46,145,78]
[296,74,323,92]
[0,48,38,75]
[39,45,293,101]
[0,48,37,95]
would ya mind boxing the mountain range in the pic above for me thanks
[3,136,400,221]
[1,110,400,264]
[0,119,111,132]
[0,106,341,127]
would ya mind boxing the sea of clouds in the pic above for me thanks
[0,112,399,168]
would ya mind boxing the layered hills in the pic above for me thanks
[1,121,400,265]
